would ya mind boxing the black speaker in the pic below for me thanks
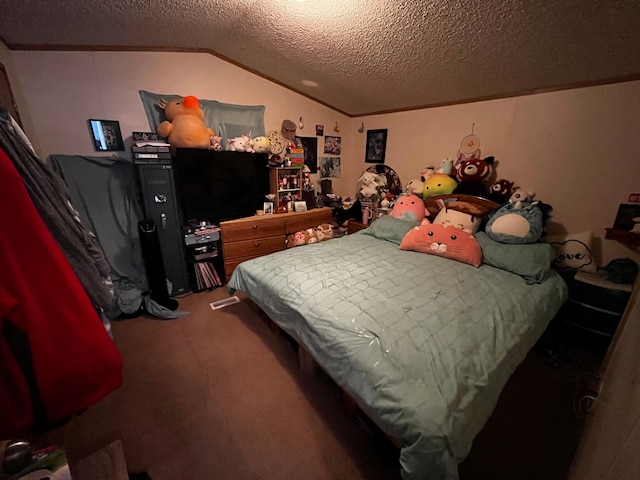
[321,179,333,194]
[138,219,179,311]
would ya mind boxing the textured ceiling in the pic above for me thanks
[1,0,639,117]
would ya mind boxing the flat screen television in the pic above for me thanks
[173,148,271,224]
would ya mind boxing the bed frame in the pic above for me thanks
[248,299,404,453]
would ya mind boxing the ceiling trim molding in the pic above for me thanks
[3,40,640,119]
[356,74,640,117]
[1,41,353,117]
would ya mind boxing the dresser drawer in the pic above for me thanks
[557,300,622,336]
[566,279,631,314]
[223,237,286,281]
[224,255,267,282]
[222,216,285,242]
[223,235,285,260]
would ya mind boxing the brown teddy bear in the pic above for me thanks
[157,96,220,153]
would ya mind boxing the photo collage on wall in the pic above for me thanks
[319,128,341,178]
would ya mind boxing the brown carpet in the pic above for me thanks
[34,289,599,479]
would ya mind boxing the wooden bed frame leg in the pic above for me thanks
[268,319,281,335]
[297,346,319,376]
[341,391,359,421]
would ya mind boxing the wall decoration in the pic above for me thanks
[320,157,341,178]
[295,136,318,174]
[89,119,124,151]
[324,136,341,155]
[365,129,387,163]
[316,124,324,136]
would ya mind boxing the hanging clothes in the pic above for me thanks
[0,147,122,437]
[0,104,114,319]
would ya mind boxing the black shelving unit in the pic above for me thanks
[184,228,224,292]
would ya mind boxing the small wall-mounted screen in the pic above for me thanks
[89,119,124,151]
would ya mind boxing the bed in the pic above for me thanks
[227,196,568,480]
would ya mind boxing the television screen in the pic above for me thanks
[174,148,271,224]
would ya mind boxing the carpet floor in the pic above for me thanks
[34,288,600,479]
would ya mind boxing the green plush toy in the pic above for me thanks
[422,173,458,198]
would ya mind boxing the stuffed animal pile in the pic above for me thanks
[286,223,335,248]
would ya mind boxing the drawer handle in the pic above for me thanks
[252,225,260,230]
[254,242,261,248]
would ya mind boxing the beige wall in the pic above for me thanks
[9,50,350,193]
[6,49,640,265]
[0,41,38,151]
[346,82,640,266]
[569,277,640,479]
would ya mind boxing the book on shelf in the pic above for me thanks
[193,261,223,290]
[211,264,222,285]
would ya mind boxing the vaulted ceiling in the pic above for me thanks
[1,0,639,117]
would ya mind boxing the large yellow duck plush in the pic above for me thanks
[157,95,218,153]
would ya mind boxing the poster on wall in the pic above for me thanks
[295,136,318,173]
[323,136,341,155]
[320,157,341,178]
[365,129,387,163]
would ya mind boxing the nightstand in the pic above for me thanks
[347,220,369,235]
[554,271,632,354]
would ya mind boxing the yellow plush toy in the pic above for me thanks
[157,96,218,152]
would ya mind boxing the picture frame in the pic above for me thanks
[365,129,387,163]
[263,202,274,215]
[294,201,307,212]
[89,119,125,152]
[324,136,341,155]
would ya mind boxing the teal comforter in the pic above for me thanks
[228,232,567,479]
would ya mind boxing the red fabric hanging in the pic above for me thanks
[0,148,122,437]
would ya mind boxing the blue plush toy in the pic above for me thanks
[485,200,544,244]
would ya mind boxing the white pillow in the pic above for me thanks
[433,206,482,234]
[544,231,597,273]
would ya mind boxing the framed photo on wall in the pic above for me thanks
[365,129,387,163]
[89,119,124,151]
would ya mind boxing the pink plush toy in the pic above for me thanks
[390,194,429,222]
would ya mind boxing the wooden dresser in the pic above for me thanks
[220,207,332,282]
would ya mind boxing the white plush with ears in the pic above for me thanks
[358,171,386,196]
[432,200,481,234]
[226,134,254,152]
[404,178,424,196]
[509,188,535,203]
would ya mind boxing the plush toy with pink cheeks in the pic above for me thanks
[390,194,429,222]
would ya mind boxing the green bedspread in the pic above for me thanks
[228,232,567,480]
